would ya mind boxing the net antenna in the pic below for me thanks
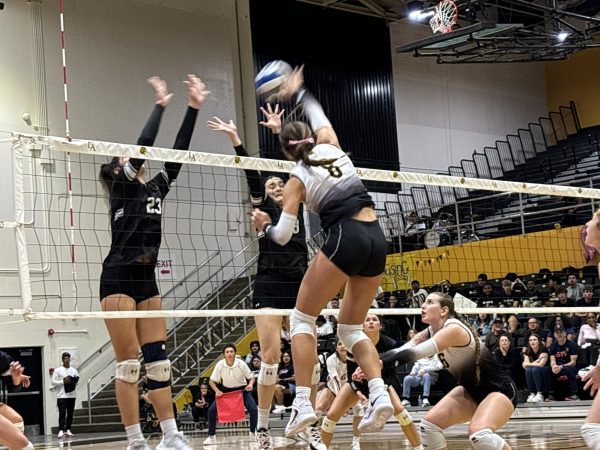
[430,0,458,34]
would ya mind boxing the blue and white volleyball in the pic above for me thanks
[255,60,292,96]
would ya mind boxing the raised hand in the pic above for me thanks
[259,103,285,134]
[9,362,30,388]
[185,74,210,109]
[583,365,600,396]
[278,65,304,101]
[207,116,241,146]
[251,208,271,231]
[147,76,173,107]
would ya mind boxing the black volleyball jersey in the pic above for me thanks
[347,333,397,380]
[233,144,307,280]
[102,105,198,268]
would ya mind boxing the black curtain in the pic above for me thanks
[249,0,400,191]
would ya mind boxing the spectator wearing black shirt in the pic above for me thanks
[499,279,521,307]
[468,273,488,298]
[523,280,543,307]
[476,283,502,308]
[545,325,579,401]
[523,318,543,352]
[494,336,522,385]
[576,285,599,322]
[543,276,562,305]
[485,318,508,353]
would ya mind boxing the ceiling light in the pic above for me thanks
[557,31,569,41]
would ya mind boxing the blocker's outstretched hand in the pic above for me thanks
[185,74,210,109]
[259,103,284,134]
[147,76,173,107]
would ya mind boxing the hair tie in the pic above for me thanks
[288,137,314,145]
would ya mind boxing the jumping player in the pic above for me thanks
[98,75,209,450]
[251,66,394,441]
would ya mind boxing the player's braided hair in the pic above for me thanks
[99,156,122,197]
[279,121,337,167]
[433,292,481,385]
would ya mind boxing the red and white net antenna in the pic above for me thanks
[59,0,78,307]
[430,0,458,33]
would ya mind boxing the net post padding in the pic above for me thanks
[430,0,458,34]
[12,133,600,200]
[12,140,33,312]
[21,307,600,321]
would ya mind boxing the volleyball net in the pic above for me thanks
[2,131,600,322]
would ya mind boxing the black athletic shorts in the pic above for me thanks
[465,377,518,408]
[321,219,387,277]
[100,264,160,303]
[252,271,301,309]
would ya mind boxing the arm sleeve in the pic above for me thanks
[209,362,221,383]
[264,212,297,245]
[233,144,263,205]
[241,361,253,380]
[129,104,165,176]
[162,106,199,183]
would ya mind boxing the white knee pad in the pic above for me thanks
[258,362,279,386]
[18,442,34,450]
[116,359,141,383]
[146,359,171,382]
[337,323,369,353]
[14,421,24,432]
[290,308,317,338]
[321,417,337,434]
[396,410,413,426]
[352,402,364,417]
[469,428,505,450]
[312,363,321,385]
[420,419,446,450]
[582,423,600,450]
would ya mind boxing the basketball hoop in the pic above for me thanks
[430,0,458,34]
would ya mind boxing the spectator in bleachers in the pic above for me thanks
[407,280,428,307]
[476,282,502,308]
[566,274,585,303]
[325,297,340,332]
[485,318,508,353]
[522,334,549,403]
[499,279,521,307]
[191,383,214,429]
[556,287,576,308]
[249,355,262,404]
[470,313,493,338]
[545,325,579,401]
[543,275,562,305]
[401,354,444,408]
[523,318,543,352]
[468,273,488,298]
[523,279,543,307]
[494,336,522,385]
[578,313,600,347]
[273,351,295,413]
[244,340,262,365]
[316,315,334,337]
[506,314,523,346]
[577,285,598,308]
[545,316,577,347]
[406,328,417,341]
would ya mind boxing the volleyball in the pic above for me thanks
[255,60,292,96]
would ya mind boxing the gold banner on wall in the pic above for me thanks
[381,225,587,292]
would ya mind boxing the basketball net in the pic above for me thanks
[430,0,458,34]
